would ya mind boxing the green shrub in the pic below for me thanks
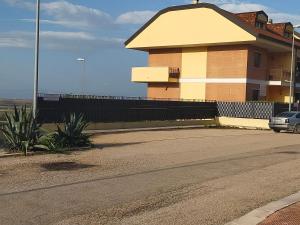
[53,113,91,149]
[0,112,6,121]
[0,132,5,148]
[0,109,91,155]
[0,106,48,155]
[38,132,57,151]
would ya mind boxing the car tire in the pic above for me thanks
[273,129,281,133]
[294,124,300,134]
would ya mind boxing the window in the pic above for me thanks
[254,52,262,68]
[255,21,265,29]
[296,63,300,77]
[276,112,297,117]
[284,32,292,38]
[296,113,300,119]
[252,90,260,101]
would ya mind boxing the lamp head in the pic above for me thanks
[76,58,85,62]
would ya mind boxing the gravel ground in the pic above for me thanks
[1,128,300,225]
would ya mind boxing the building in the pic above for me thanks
[125,3,300,103]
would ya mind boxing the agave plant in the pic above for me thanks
[54,113,91,149]
[0,106,47,155]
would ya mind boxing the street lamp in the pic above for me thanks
[33,0,40,118]
[289,25,300,112]
[76,58,86,95]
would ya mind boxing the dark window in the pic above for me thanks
[276,112,297,117]
[255,21,265,29]
[254,52,262,68]
[284,32,292,38]
[295,93,300,102]
[296,62,300,77]
[252,90,260,101]
[296,113,300,119]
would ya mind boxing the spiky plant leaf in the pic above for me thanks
[0,105,44,155]
[54,113,91,149]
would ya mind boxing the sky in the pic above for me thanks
[0,0,300,99]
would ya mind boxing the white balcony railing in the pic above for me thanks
[269,68,290,83]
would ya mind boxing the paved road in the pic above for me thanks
[1,128,300,225]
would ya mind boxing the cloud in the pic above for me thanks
[41,31,96,41]
[0,31,32,48]
[4,0,158,28]
[0,31,124,50]
[267,12,300,25]
[2,0,34,9]
[3,0,114,29]
[220,3,268,13]
[41,1,114,29]
[116,11,157,25]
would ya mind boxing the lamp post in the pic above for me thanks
[33,0,40,118]
[289,25,300,112]
[76,58,86,95]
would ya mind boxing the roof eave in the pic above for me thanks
[124,3,258,47]
[258,33,300,49]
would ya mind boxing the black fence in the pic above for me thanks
[37,94,298,123]
[37,94,217,123]
[217,101,297,119]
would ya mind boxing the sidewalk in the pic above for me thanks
[259,202,300,225]
[226,191,300,225]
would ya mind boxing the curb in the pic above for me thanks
[86,125,217,135]
[0,147,92,159]
[225,191,300,225]
[0,152,34,158]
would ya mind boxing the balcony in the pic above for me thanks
[268,68,290,85]
[132,67,180,83]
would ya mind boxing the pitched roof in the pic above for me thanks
[235,11,268,27]
[124,3,257,46]
[125,3,300,48]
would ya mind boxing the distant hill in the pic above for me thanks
[0,99,32,109]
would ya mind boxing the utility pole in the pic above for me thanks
[33,0,40,118]
[76,58,86,95]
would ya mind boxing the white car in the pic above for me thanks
[269,111,300,133]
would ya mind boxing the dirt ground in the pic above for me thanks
[1,128,300,225]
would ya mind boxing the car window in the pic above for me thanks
[276,112,297,117]
[296,113,300,119]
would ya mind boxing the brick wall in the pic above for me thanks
[147,83,180,99]
[207,45,248,78]
[247,46,268,81]
[148,49,182,69]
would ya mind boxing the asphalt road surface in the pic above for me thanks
[1,128,300,225]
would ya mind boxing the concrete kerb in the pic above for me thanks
[217,117,270,130]
[225,191,300,225]
[86,124,217,135]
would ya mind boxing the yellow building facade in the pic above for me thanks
[126,3,300,103]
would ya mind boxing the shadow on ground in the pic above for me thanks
[94,142,145,149]
[41,162,96,171]
[277,151,300,155]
